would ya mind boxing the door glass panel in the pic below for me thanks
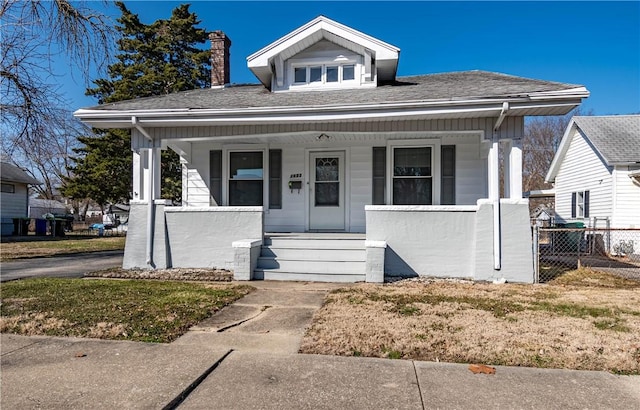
[315,157,339,206]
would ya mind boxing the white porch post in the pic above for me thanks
[132,150,143,201]
[487,139,500,202]
[507,139,523,199]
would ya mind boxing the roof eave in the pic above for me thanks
[74,95,587,129]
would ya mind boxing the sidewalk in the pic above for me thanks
[2,281,639,409]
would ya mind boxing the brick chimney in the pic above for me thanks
[209,31,231,88]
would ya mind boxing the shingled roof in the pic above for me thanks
[84,70,584,112]
[573,115,640,164]
[1,162,41,185]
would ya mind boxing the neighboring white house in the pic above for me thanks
[1,162,41,235]
[546,115,640,228]
[74,16,590,283]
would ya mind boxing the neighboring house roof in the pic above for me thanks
[0,162,41,185]
[531,205,559,220]
[247,15,400,88]
[75,71,589,128]
[546,115,640,182]
[29,198,67,211]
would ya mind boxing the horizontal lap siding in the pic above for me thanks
[442,135,487,205]
[136,117,523,145]
[554,129,612,223]
[612,167,640,228]
[0,184,28,218]
[165,117,521,232]
[349,146,371,232]
[265,147,305,231]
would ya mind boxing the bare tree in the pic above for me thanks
[0,0,114,198]
[522,108,593,211]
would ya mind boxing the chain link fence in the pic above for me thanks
[533,226,640,283]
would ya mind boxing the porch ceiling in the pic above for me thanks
[167,131,484,145]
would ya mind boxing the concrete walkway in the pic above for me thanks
[2,281,639,409]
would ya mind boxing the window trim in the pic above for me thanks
[227,150,265,207]
[386,139,441,205]
[571,190,590,218]
[288,57,360,90]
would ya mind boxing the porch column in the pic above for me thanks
[138,147,162,200]
[487,139,500,201]
[506,139,523,199]
[132,150,143,201]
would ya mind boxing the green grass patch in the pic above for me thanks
[0,278,253,342]
[0,237,126,261]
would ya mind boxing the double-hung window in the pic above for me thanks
[571,190,589,218]
[392,147,432,205]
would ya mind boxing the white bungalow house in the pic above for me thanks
[1,162,41,235]
[545,115,640,229]
[74,16,590,283]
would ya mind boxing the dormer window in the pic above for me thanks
[290,62,359,89]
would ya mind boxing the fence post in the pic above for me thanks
[577,227,581,269]
[533,225,539,283]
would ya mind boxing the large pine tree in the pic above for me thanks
[63,2,210,206]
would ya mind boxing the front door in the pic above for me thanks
[309,151,345,231]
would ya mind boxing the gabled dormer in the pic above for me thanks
[246,16,400,92]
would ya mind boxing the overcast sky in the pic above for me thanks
[63,1,640,116]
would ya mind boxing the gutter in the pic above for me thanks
[491,102,509,271]
[73,89,589,126]
[132,116,155,268]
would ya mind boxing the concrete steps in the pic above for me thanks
[255,236,366,282]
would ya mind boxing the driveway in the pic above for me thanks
[0,250,124,282]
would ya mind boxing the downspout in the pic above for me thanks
[492,102,509,270]
[132,116,155,267]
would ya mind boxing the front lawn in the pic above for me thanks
[0,236,126,261]
[300,269,640,374]
[0,278,253,343]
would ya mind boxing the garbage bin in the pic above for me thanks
[564,222,585,250]
[35,219,47,236]
[53,219,65,237]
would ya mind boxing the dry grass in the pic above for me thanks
[300,269,640,374]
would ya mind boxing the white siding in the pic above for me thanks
[612,166,640,228]
[168,116,520,232]
[0,183,29,218]
[442,135,487,204]
[554,129,613,223]
[349,146,371,232]
[265,146,306,232]
[141,117,524,144]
